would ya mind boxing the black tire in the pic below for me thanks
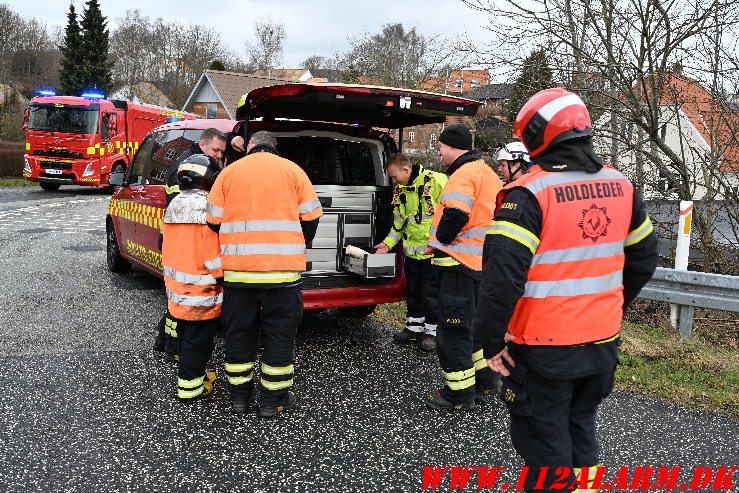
[107,220,131,273]
[105,163,126,194]
[40,182,60,191]
[337,304,377,318]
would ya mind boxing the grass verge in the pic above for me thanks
[370,299,739,418]
[0,179,36,187]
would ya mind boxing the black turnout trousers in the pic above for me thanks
[221,285,303,407]
[404,256,440,325]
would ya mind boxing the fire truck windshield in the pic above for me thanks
[28,103,100,135]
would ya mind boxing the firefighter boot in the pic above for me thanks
[258,391,297,418]
[420,323,437,352]
[424,391,476,411]
[153,314,166,352]
[232,387,254,414]
[475,372,503,401]
[394,317,425,344]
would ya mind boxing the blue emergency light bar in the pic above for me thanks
[81,92,105,99]
[35,90,56,96]
[166,117,182,123]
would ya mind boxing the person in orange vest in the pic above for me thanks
[154,128,228,361]
[206,130,323,417]
[474,88,658,492]
[424,124,503,411]
[162,154,224,402]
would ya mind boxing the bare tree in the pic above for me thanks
[339,23,468,90]
[245,19,286,73]
[464,0,739,273]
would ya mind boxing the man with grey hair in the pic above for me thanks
[206,130,323,417]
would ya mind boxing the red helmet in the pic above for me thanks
[512,88,591,157]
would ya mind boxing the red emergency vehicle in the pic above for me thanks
[106,83,482,315]
[23,91,198,191]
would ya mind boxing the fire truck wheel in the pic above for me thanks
[40,182,60,191]
[107,220,131,273]
[336,305,377,318]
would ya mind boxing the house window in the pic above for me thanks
[407,131,415,143]
[454,79,463,88]
[430,133,437,149]
[205,103,218,119]
[471,80,480,88]
[659,123,667,141]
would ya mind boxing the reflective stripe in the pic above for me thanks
[407,317,425,323]
[427,239,483,256]
[299,198,322,214]
[261,363,294,376]
[206,203,223,218]
[166,289,223,307]
[538,94,586,122]
[393,214,404,222]
[524,271,623,299]
[165,318,178,337]
[260,378,294,390]
[220,220,302,234]
[387,231,401,242]
[421,214,434,221]
[166,185,180,195]
[487,221,540,254]
[523,169,626,196]
[204,257,222,270]
[455,227,489,240]
[444,368,475,381]
[178,386,204,399]
[223,271,301,284]
[532,241,624,265]
[441,192,474,209]
[178,375,205,388]
[226,374,253,385]
[625,216,654,246]
[472,349,483,361]
[431,256,460,266]
[225,362,254,372]
[163,266,217,285]
[221,244,305,256]
[403,245,428,253]
[472,349,487,370]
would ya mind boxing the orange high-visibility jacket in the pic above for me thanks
[427,159,502,271]
[205,151,323,284]
[162,221,223,321]
[494,164,645,346]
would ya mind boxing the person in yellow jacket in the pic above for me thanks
[374,153,447,351]
[162,154,224,402]
[206,131,323,417]
[424,124,503,411]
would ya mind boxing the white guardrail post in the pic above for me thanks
[670,201,694,337]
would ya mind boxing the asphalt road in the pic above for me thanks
[0,185,737,493]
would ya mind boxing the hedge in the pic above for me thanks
[0,140,24,177]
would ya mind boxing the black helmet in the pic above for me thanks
[176,154,220,191]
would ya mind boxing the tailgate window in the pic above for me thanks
[277,136,376,186]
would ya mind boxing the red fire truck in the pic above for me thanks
[23,91,198,192]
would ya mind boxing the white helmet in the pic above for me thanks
[496,141,530,164]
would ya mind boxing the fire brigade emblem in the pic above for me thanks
[578,203,611,242]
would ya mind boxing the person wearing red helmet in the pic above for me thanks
[474,88,658,492]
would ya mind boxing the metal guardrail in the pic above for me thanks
[637,267,739,338]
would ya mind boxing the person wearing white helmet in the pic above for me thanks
[496,141,530,185]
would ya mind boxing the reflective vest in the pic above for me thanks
[489,164,653,346]
[205,151,323,285]
[427,159,502,271]
[162,193,224,320]
[382,166,447,260]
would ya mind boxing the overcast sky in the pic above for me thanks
[9,0,497,75]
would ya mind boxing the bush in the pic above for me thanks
[0,140,25,177]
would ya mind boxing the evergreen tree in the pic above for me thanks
[58,2,83,96]
[504,48,556,137]
[78,0,112,95]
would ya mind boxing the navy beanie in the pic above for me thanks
[438,124,473,150]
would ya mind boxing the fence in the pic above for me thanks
[637,267,739,338]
